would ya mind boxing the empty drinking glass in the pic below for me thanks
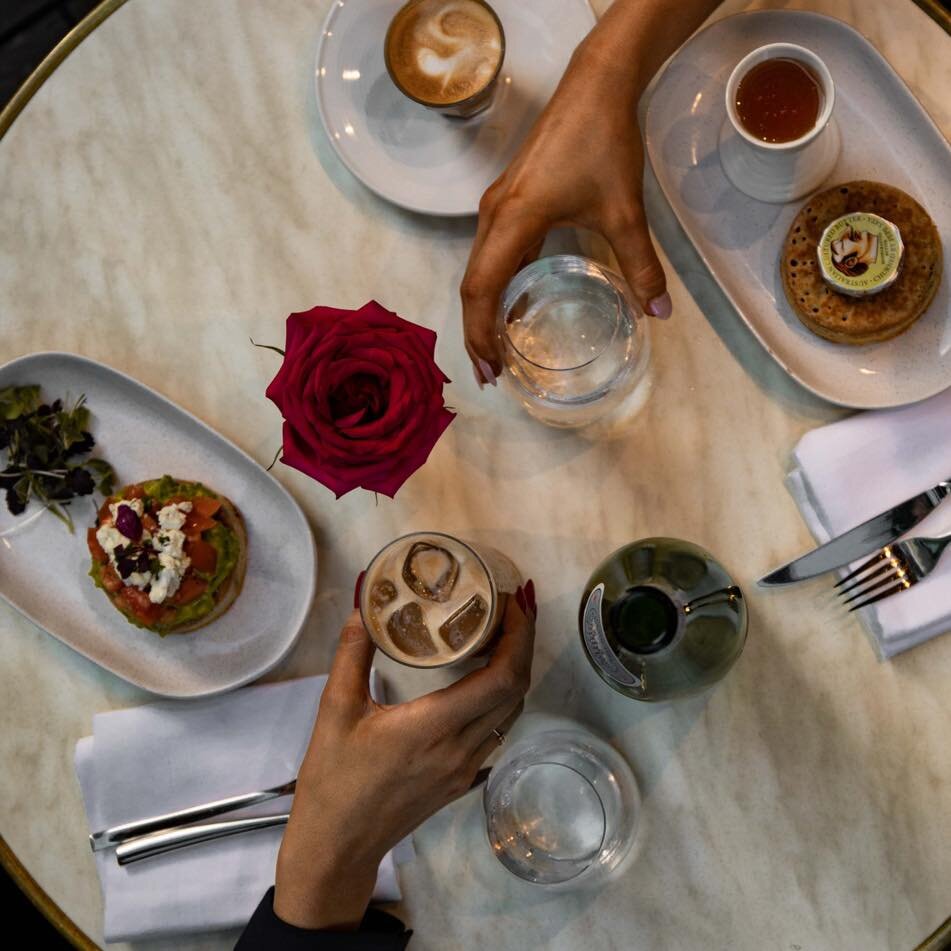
[483,726,640,886]
[498,255,651,428]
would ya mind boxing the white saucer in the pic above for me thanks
[315,0,596,217]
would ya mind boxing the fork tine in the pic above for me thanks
[848,577,914,612]
[834,548,890,589]
[839,550,907,605]
[837,558,894,598]
[840,572,896,607]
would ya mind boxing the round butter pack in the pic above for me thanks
[818,212,904,297]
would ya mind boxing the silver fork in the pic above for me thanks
[835,531,951,611]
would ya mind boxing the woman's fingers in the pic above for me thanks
[460,689,523,751]
[466,701,525,773]
[321,610,376,721]
[605,203,671,319]
[416,589,536,734]
[461,210,547,381]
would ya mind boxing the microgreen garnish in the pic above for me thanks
[0,385,116,532]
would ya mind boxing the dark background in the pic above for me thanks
[2,0,949,947]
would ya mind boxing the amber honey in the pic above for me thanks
[735,58,821,144]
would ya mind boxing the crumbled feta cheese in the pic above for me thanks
[147,504,192,604]
[96,524,126,557]
[96,498,195,606]
[149,568,179,604]
[157,501,192,532]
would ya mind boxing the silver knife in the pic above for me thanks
[112,768,492,866]
[759,478,951,586]
[116,813,291,865]
[89,779,297,852]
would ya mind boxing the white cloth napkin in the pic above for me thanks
[787,388,951,658]
[75,674,411,944]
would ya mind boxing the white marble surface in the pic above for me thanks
[0,0,949,949]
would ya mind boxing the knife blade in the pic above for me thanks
[113,768,493,865]
[759,478,951,586]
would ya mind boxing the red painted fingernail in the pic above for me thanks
[514,585,527,615]
[353,571,366,609]
[525,579,536,618]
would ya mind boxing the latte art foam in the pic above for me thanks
[387,0,503,106]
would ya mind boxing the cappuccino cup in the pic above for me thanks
[385,0,506,119]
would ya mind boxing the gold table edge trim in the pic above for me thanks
[0,0,948,948]
[0,0,131,140]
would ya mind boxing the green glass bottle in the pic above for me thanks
[579,538,747,701]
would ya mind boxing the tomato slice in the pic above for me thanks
[126,485,145,500]
[186,538,218,574]
[100,565,122,593]
[87,526,107,563]
[142,513,159,534]
[118,586,163,624]
[171,575,208,606]
[98,498,114,522]
[192,496,222,519]
[184,512,217,537]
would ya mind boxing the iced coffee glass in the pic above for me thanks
[360,531,521,668]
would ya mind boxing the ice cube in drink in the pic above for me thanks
[439,594,488,651]
[402,542,459,602]
[386,602,437,658]
[370,578,398,609]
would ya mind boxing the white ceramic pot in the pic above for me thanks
[718,42,840,204]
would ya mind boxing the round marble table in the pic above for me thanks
[1,0,950,948]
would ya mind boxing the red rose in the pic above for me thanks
[265,301,455,498]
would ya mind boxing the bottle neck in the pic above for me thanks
[608,586,678,655]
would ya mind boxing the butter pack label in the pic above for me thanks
[818,212,903,297]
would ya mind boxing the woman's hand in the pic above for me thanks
[461,45,670,386]
[461,0,722,385]
[273,585,537,931]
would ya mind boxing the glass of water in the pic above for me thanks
[483,727,640,887]
[498,255,651,428]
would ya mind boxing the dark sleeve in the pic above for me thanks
[235,887,412,951]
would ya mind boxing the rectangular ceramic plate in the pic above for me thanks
[0,353,316,698]
[645,10,951,409]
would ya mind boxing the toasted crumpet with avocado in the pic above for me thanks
[87,476,247,636]
[781,181,942,344]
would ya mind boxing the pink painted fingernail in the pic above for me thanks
[477,358,498,387]
[515,585,528,615]
[353,571,365,609]
[647,292,672,320]
[472,363,485,390]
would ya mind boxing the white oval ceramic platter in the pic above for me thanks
[0,352,316,699]
[314,0,596,216]
[644,11,951,409]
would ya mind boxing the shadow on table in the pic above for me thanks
[642,164,841,424]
